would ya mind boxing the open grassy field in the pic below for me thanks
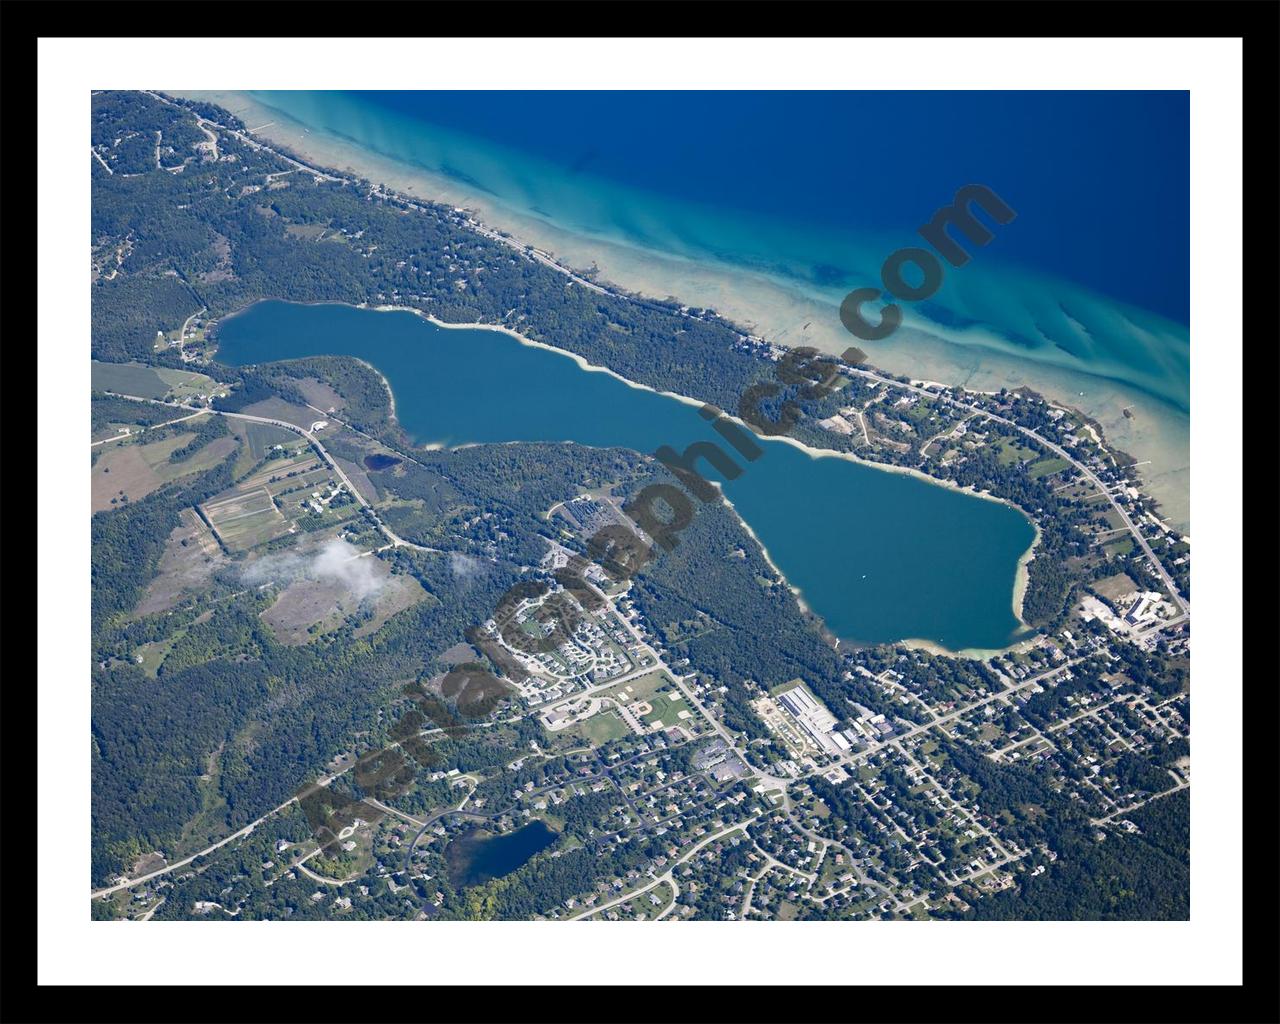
[229,419,299,468]
[575,710,631,745]
[154,366,226,400]
[255,544,426,646]
[284,222,328,241]
[293,377,346,414]
[640,691,693,729]
[92,360,223,401]
[239,397,320,430]
[93,434,190,509]
[133,635,180,677]
[200,486,292,551]
[259,571,427,646]
[994,437,1038,467]
[259,577,351,645]
[986,435,1069,480]
[238,450,321,492]
[1027,455,1070,479]
[1094,507,1128,533]
[92,360,171,399]
[330,454,380,506]
[599,670,672,705]
[1055,477,1105,503]
[135,508,227,615]
[1103,536,1136,558]
[266,467,334,502]
[353,575,430,638]
[1092,572,1139,606]
[91,427,238,512]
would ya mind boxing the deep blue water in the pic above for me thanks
[216,300,1036,651]
[246,90,1191,413]
[350,90,1189,324]
[445,821,559,888]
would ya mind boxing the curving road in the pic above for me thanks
[99,391,439,555]
[567,815,760,921]
[845,367,1189,615]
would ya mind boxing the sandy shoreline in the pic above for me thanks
[1012,521,1041,621]
[376,303,1041,658]
[181,89,1188,530]
[380,303,1041,526]
[178,87,1196,656]
[233,292,1043,531]
[223,294,1036,658]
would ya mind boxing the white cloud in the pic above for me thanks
[243,538,386,602]
[449,551,484,582]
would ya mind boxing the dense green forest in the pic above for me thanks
[91,459,235,633]
[92,275,203,363]
[89,393,650,886]
[967,790,1189,920]
[91,91,776,416]
[376,442,647,565]
[89,92,1187,919]
[91,534,525,884]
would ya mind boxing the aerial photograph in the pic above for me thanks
[88,88,1192,925]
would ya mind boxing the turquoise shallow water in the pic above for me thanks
[245,90,1190,414]
[217,301,1036,651]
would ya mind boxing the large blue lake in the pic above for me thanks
[216,300,1036,651]
[246,90,1190,413]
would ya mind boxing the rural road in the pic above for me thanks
[90,408,205,447]
[99,391,440,555]
[846,366,1189,615]
[90,770,349,898]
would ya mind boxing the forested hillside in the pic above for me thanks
[91,91,775,411]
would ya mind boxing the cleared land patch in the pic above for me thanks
[135,508,228,616]
[260,577,350,644]
[228,419,300,476]
[239,450,321,491]
[153,366,227,400]
[1027,456,1070,480]
[994,437,1038,467]
[353,575,429,638]
[1103,536,1135,559]
[1092,571,1139,607]
[201,487,291,551]
[92,428,236,512]
[256,546,425,645]
[133,636,180,677]
[239,397,320,430]
[293,377,345,414]
[199,444,360,553]
[599,670,672,706]
[92,360,223,401]
[641,691,693,729]
[574,710,631,745]
[91,361,170,399]
[93,441,169,510]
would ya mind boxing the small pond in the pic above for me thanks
[444,820,559,888]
